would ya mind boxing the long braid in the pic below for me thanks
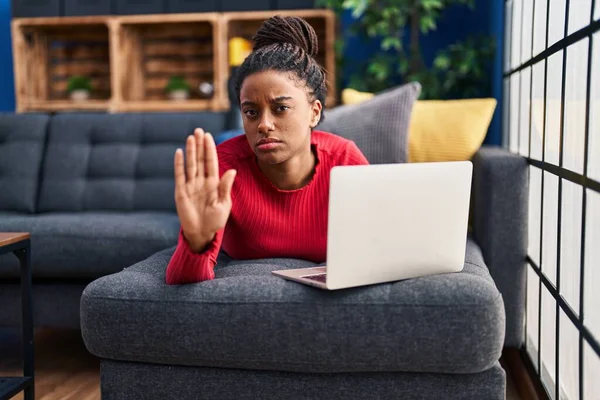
[234,15,328,123]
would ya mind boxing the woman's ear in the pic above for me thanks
[310,99,323,128]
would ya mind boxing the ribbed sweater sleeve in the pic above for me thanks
[165,228,224,284]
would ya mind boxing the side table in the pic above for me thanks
[0,233,34,400]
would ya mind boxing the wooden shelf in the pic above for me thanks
[12,15,111,27]
[11,10,336,113]
[115,12,219,24]
[117,99,213,112]
[25,100,111,111]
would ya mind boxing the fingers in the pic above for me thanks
[174,149,186,197]
[218,169,237,202]
[204,133,219,178]
[185,134,197,179]
[194,128,204,178]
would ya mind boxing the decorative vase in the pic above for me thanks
[70,90,90,101]
[169,90,190,101]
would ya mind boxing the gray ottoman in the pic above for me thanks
[80,238,506,400]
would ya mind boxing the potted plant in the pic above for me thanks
[318,0,495,100]
[165,76,191,101]
[67,75,92,101]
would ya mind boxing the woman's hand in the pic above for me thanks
[174,128,237,253]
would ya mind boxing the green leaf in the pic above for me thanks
[165,76,190,92]
[381,37,402,51]
[367,60,390,82]
[433,54,451,70]
[420,0,443,11]
[342,0,368,18]
[67,75,92,93]
[420,16,436,33]
[397,58,410,75]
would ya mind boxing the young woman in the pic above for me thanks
[166,15,369,284]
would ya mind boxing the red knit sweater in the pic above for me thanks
[165,131,369,284]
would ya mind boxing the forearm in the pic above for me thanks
[165,228,224,284]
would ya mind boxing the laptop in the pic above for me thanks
[271,161,473,290]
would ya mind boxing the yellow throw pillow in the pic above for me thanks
[342,88,375,105]
[408,98,497,162]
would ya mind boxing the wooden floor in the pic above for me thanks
[0,329,100,400]
[0,328,523,400]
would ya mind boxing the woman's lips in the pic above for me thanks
[256,138,282,150]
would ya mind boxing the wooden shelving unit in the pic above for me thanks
[11,10,336,113]
[12,16,112,112]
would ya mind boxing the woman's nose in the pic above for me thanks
[257,112,275,134]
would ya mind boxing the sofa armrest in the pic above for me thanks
[472,145,528,348]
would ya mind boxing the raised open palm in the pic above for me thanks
[174,128,237,252]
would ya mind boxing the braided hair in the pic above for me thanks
[234,15,327,124]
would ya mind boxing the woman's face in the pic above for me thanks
[239,70,322,165]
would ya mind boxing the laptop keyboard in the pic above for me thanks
[301,273,327,283]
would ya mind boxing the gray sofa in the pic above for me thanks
[0,112,230,326]
[0,111,528,399]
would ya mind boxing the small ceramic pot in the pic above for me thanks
[70,90,90,101]
[169,90,190,101]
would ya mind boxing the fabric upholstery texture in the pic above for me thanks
[472,146,528,348]
[81,238,505,374]
[0,211,179,278]
[100,360,506,400]
[407,98,497,162]
[317,82,421,164]
[0,113,49,213]
[37,112,228,212]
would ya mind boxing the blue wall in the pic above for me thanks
[0,0,15,112]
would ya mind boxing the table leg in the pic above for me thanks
[14,241,34,400]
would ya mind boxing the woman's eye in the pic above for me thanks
[244,109,257,117]
[276,105,290,112]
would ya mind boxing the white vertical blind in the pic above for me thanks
[584,190,600,344]
[522,0,534,62]
[529,166,543,266]
[527,265,540,371]
[543,172,559,286]
[568,0,592,35]
[512,0,523,70]
[548,0,566,47]
[520,67,532,157]
[541,287,557,398]
[563,39,588,175]
[559,310,579,400]
[545,51,563,166]
[560,180,582,315]
[531,62,545,161]
[589,32,600,182]
[511,73,521,152]
[533,0,548,56]
[584,342,600,399]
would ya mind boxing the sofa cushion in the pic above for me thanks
[318,82,421,164]
[81,238,505,374]
[0,211,179,279]
[37,112,228,212]
[0,114,49,213]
